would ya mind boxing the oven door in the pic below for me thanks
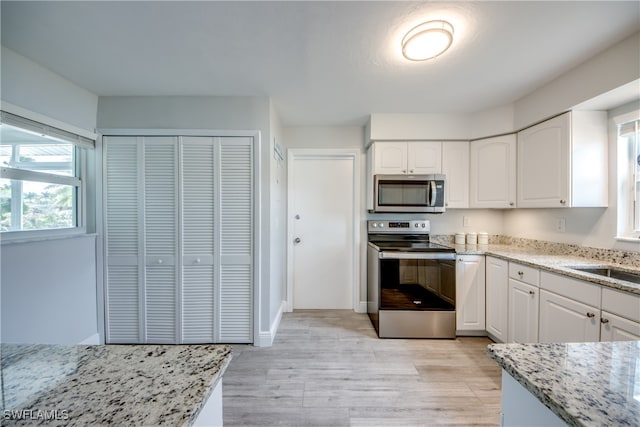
[377,251,456,309]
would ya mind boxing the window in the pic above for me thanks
[0,112,93,238]
[617,116,640,240]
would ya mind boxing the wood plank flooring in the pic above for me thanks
[223,310,501,426]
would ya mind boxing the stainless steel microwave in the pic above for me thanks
[372,174,446,213]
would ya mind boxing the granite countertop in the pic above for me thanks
[1,344,232,426]
[487,340,640,427]
[450,243,640,295]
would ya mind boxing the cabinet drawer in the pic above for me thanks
[509,262,540,286]
[540,271,601,307]
[601,287,640,323]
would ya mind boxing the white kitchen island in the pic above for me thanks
[1,343,232,426]
[488,341,640,426]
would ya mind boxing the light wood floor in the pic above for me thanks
[223,310,501,426]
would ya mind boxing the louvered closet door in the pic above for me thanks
[144,137,179,343]
[219,137,254,342]
[181,137,217,343]
[104,137,143,343]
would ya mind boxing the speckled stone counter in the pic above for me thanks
[430,237,640,295]
[1,344,232,426]
[488,341,640,427]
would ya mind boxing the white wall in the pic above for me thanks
[1,236,98,344]
[97,95,278,345]
[514,32,640,129]
[1,47,98,133]
[368,113,472,142]
[368,210,504,237]
[1,47,101,344]
[268,101,286,339]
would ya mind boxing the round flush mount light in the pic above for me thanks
[401,20,454,61]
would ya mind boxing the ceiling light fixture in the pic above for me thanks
[401,20,454,61]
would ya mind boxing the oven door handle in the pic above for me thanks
[379,252,456,260]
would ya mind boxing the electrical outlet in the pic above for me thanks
[555,217,566,233]
[463,216,470,227]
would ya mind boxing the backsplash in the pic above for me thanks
[431,235,640,268]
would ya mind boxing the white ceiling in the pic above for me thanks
[1,1,639,126]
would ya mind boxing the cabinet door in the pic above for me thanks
[442,141,469,208]
[517,113,570,208]
[181,137,216,343]
[143,137,179,344]
[508,279,539,343]
[539,290,600,343]
[408,141,442,174]
[104,136,143,343]
[373,142,407,174]
[469,135,516,208]
[486,256,508,342]
[219,137,254,343]
[600,312,640,341]
[456,255,486,332]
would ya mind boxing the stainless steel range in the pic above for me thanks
[367,220,456,339]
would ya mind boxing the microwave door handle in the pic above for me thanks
[429,181,436,207]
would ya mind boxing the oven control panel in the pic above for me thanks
[368,220,430,234]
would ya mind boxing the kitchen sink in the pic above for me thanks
[568,266,640,285]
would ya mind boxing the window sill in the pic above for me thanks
[1,229,95,245]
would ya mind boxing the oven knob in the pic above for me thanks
[421,223,426,228]
[414,223,418,228]
[378,223,384,228]
[372,223,378,228]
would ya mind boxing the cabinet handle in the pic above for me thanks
[402,170,407,174]
[195,258,201,264]
[409,169,414,173]
[560,199,566,205]
[157,259,163,264]
[518,271,524,276]
[509,202,515,207]
[586,312,595,318]
[528,290,535,296]
[600,318,609,324]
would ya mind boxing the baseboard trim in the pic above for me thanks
[256,301,286,347]
[355,301,367,313]
[78,333,100,345]
[456,330,488,337]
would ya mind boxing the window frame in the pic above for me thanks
[0,109,94,243]
[615,109,640,242]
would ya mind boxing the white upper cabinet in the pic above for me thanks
[442,140,469,208]
[517,111,608,208]
[372,141,442,175]
[407,141,442,174]
[373,142,407,174]
[469,134,516,208]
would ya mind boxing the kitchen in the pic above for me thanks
[1,1,639,425]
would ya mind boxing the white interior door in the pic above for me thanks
[289,151,358,310]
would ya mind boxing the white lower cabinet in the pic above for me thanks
[508,278,539,343]
[600,312,640,341]
[539,290,600,343]
[484,257,638,344]
[486,256,508,342]
[456,255,486,334]
[600,287,640,341]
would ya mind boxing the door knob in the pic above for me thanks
[294,237,301,244]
